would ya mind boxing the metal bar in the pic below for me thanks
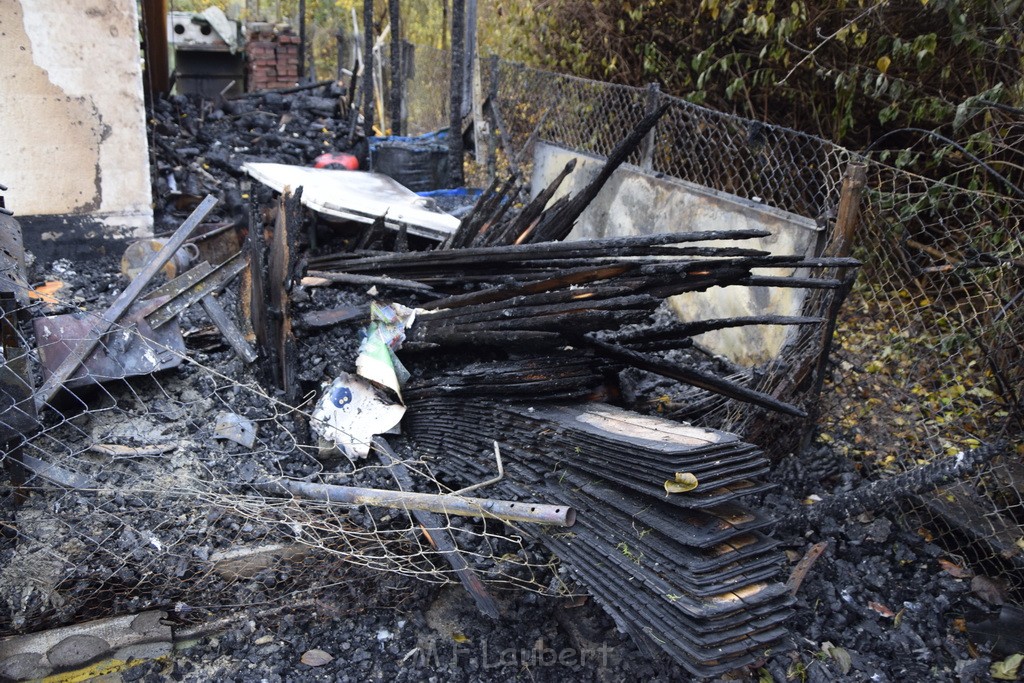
[449,440,503,495]
[257,478,576,527]
[200,295,258,363]
[18,453,95,489]
[147,252,246,329]
[34,195,217,410]
[143,261,215,301]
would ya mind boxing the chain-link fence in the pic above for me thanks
[402,54,1024,600]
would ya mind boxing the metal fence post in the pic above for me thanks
[640,82,661,172]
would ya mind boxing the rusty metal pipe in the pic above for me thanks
[258,478,576,527]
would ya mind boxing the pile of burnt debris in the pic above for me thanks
[2,98,1018,681]
[150,80,365,233]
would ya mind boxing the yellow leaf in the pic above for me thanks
[991,653,1024,680]
[877,55,892,74]
[452,633,471,644]
[664,472,698,494]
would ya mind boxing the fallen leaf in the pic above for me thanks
[868,601,895,617]
[821,642,852,674]
[301,649,334,667]
[971,575,1008,605]
[452,632,471,644]
[938,558,973,579]
[664,472,698,494]
[991,653,1024,680]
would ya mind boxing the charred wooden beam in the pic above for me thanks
[583,338,806,417]
[250,189,302,401]
[372,437,500,618]
[524,103,670,244]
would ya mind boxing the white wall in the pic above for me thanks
[0,0,152,236]
[532,142,823,366]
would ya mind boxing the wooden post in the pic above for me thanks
[824,162,868,260]
[388,0,402,136]
[361,0,375,138]
[140,0,170,101]
[799,161,868,453]
[471,54,489,165]
[448,0,466,187]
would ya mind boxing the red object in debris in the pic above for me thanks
[314,153,359,171]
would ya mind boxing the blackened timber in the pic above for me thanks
[305,270,437,293]
[468,177,520,246]
[415,293,659,327]
[422,329,564,347]
[444,173,519,249]
[421,308,652,337]
[371,437,500,619]
[200,294,258,363]
[352,213,387,252]
[147,252,248,329]
[253,189,303,400]
[442,175,500,250]
[605,316,825,346]
[740,275,844,289]
[308,229,773,270]
[420,284,642,319]
[524,103,670,244]
[482,159,577,247]
[418,264,638,311]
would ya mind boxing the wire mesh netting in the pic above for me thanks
[822,167,1024,596]
[0,259,568,637]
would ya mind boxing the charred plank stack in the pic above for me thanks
[404,393,792,678]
